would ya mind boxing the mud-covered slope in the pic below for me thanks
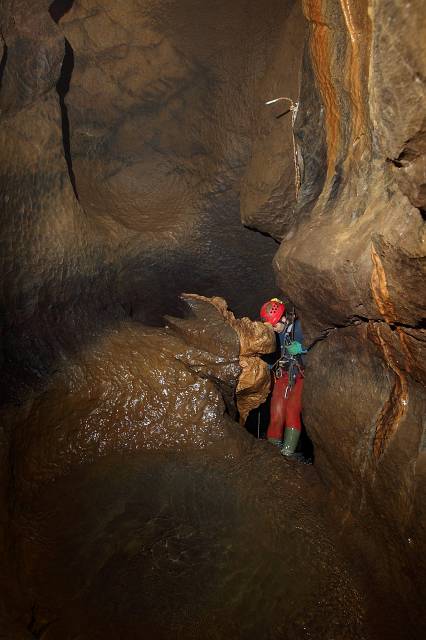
[1,297,373,639]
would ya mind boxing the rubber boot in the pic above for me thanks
[280,427,300,457]
[267,437,282,448]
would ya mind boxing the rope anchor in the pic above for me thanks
[265,96,300,199]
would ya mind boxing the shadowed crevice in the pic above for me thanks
[56,38,78,199]
[49,0,74,23]
[0,40,7,90]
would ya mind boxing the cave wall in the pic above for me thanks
[57,0,305,318]
[0,0,118,404]
[1,0,425,637]
[60,0,304,238]
[0,2,319,637]
[0,0,306,404]
[268,0,426,628]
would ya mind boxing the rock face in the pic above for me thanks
[1,1,371,639]
[1,295,372,639]
[239,3,306,240]
[59,0,306,243]
[0,0,425,638]
[186,294,276,422]
[269,0,426,633]
[0,0,305,405]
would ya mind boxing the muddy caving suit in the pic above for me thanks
[266,319,305,455]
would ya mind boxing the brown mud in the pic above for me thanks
[0,303,411,640]
[10,435,369,640]
[0,1,425,638]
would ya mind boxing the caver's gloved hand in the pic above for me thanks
[285,340,307,356]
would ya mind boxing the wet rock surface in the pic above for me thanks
[0,0,425,639]
[2,298,371,639]
[12,451,369,640]
[270,1,426,636]
[0,0,289,405]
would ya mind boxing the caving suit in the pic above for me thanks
[266,319,305,455]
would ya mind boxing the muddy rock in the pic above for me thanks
[270,0,426,632]
[0,0,425,638]
[59,0,306,243]
[187,294,276,422]
[1,296,371,639]
[0,0,290,406]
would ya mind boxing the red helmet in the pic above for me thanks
[260,298,286,326]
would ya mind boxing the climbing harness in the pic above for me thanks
[271,311,304,398]
[275,356,304,398]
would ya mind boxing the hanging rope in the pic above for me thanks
[265,97,301,199]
